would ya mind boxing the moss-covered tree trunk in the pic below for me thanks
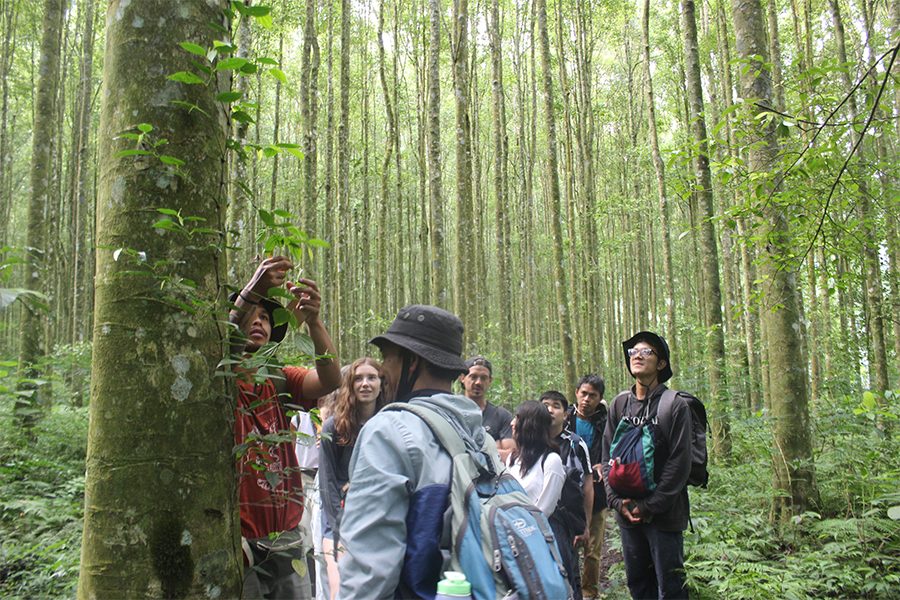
[682,0,730,456]
[731,0,819,527]
[16,0,63,426]
[77,1,241,597]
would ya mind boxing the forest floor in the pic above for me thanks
[0,380,897,598]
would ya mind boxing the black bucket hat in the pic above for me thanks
[623,331,673,383]
[229,291,288,344]
[370,305,468,376]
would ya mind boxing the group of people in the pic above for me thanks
[229,257,696,600]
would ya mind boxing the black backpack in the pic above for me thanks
[659,389,709,488]
[546,436,588,533]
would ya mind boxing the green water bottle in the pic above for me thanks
[435,571,472,599]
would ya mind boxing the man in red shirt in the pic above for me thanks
[229,256,341,599]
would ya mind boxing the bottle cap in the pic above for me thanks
[436,571,471,596]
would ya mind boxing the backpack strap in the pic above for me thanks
[383,402,499,477]
[656,388,680,437]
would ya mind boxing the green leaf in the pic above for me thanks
[159,155,185,166]
[268,68,287,84]
[258,56,278,66]
[246,5,272,16]
[216,90,243,103]
[170,100,211,118]
[152,219,178,230]
[179,42,208,58]
[116,149,153,158]
[216,57,249,71]
[272,307,292,327]
[239,62,258,75]
[232,110,255,124]
[137,123,153,133]
[306,238,331,249]
[259,210,276,228]
[168,71,205,85]
[157,208,180,216]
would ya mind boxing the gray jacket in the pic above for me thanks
[337,391,486,600]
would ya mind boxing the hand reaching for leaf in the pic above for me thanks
[287,279,322,325]
[245,255,293,299]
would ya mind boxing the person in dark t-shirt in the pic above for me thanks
[459,356,516,461]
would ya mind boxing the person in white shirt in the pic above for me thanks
[506,400,565,517]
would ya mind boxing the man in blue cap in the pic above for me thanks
[602,331,692,599]
[337,305,486,599]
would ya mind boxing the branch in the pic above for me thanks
[804,40,899,259]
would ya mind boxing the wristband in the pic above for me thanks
[239,292,258,305]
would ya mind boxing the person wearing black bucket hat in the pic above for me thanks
[602,331,693,599]
[228,256,341,599]
[338,305,490,599]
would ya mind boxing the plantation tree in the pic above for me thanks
[681,0,729,455]
[536,0,576,391]
[452,0,474,337]
[427,0,447,306]
[16,0,64,425]
[642,0,675,347]
[77,1,241,597]
[730,0,818,526]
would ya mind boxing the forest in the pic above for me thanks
[0,0,897,597]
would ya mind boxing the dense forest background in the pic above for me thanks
[0,0,897,597]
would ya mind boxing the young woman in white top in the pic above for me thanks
[506,400,565,516]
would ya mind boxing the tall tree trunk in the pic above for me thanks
[731,0,818,525]
[301,0,319,235]
[682,0,730,455]
[489,0,512,391]
[427,0,447,306]
[77,1,241,596]
[269,33,283,212]
[335,0,351,357]
[0,0,16,240]
[451,0,473,337]
[70,0,95,348]
[536,0,576,392]
[227,2,253,284]
[16,0,64,426]
[642,0,676,347]
[829,0,891,403]
[378,0,394,317]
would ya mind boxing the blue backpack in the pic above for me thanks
[386,403,572,600]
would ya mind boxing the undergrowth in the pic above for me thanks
[0,350,897,598]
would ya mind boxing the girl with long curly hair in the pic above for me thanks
[507,400,565,517]
[318,357,386,599]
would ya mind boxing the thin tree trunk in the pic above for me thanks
[269,33,283,211]
[335,0,350,357]
[643,0,676,347]
[16,0,64,427]
[452,0,473,334]
[427,0,447,306]
[682,0,730,455]
[301,0,319,234]
[489,0,512,390]
[77,1,241,596]
[378,0,394,317]
[536,0,576,392]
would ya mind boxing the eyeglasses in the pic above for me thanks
[627,347,656,359]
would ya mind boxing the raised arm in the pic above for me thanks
[286,278,341,398]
